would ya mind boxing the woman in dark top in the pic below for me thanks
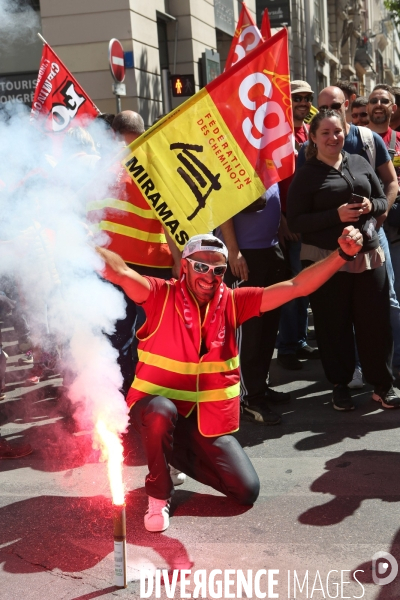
[287,110,399,411]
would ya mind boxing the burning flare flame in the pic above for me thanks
[95,419,125,505]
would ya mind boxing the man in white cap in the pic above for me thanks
[97,228,363,532]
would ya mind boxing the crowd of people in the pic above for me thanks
[1,77,400,533]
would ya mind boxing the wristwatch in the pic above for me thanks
[338,247,358,261]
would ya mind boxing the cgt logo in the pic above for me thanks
[372,551,398,585]
[238,72,293,168]
[231,25,262,66]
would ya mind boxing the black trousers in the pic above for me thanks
[303,261,393,390]
[224,245,287,404]
[130,395,260,504]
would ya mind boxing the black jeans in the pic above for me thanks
[303,261,393,390]
[224,245,287,404]
[130,395,260,504]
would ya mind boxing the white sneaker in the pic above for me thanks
[170,465,186,486]
[19,351,33,365]
[144,496,171,532]
[348,367,364,389]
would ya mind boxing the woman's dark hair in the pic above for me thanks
[305,109,345,160]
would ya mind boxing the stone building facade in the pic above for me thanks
[1,0,399,124]
[284,0,400,96]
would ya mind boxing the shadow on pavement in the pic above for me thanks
[351,531,400,599]
[0,405,100,474]
[235,356,400,452]
[298,450,400,526]
[0,482,248,576]
[170,489,251,518]
[70,587,119,600]
[294,450,400,598]
[0,490,193,575]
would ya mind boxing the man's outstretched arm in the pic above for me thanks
[260,226,362,313]
[96,247,150,304]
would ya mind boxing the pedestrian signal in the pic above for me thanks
[171,74,195,97]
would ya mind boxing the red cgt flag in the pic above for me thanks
[261,8,272,40]
[224,2,263,70]
[30,42,99,133]
[209,28,294,192]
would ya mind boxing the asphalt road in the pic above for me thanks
[1,319,400,600]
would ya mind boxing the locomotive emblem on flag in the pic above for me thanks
[170,143,222,221]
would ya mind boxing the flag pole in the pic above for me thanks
[36,32,100,114]
[37,32,48,45]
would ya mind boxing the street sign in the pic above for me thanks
[201,49,221,85]
[108,38,125,83]
[112,82,126,96]
[256,0,291,27]
[0,72,37,107]
[171,74,195,98]
[214,0,235,36]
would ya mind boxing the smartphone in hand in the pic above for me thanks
[349,193,364,204]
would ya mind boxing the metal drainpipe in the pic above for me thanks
[161,68,172,114]
[173,19,178,75]
[300,0,306,80]
[304,0,317,93]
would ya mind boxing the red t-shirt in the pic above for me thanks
[140,277,263,336]
[379,128,400,189]
[278,124,309,213]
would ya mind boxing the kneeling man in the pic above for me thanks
[97,227,362,532]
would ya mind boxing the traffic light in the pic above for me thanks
[171,74,195,98]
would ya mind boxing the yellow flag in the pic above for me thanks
[303,104,318,124]
[123,29,294,248]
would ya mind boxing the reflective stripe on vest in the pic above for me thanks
[87,175,174,267]
[87,198,154,220]
[137,349,240,375]
[97,220,167,244]
[133,377,240,402]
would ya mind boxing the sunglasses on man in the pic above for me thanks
[318,101,344,111]
[351,111,368,118]
[368,97,391,105]
[292,94,313,103]
[186,258,227,276]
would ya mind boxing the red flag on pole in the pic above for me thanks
[30,41,99,133]
[261,8,272,40]
[224,2,263,70]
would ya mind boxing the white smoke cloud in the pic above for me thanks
[0,0,40,46]
[0,102,130,440]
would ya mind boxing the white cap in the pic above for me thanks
[182,234,228,260]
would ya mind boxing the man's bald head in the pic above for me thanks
[112,111,145,145]
[318,86,348,121]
